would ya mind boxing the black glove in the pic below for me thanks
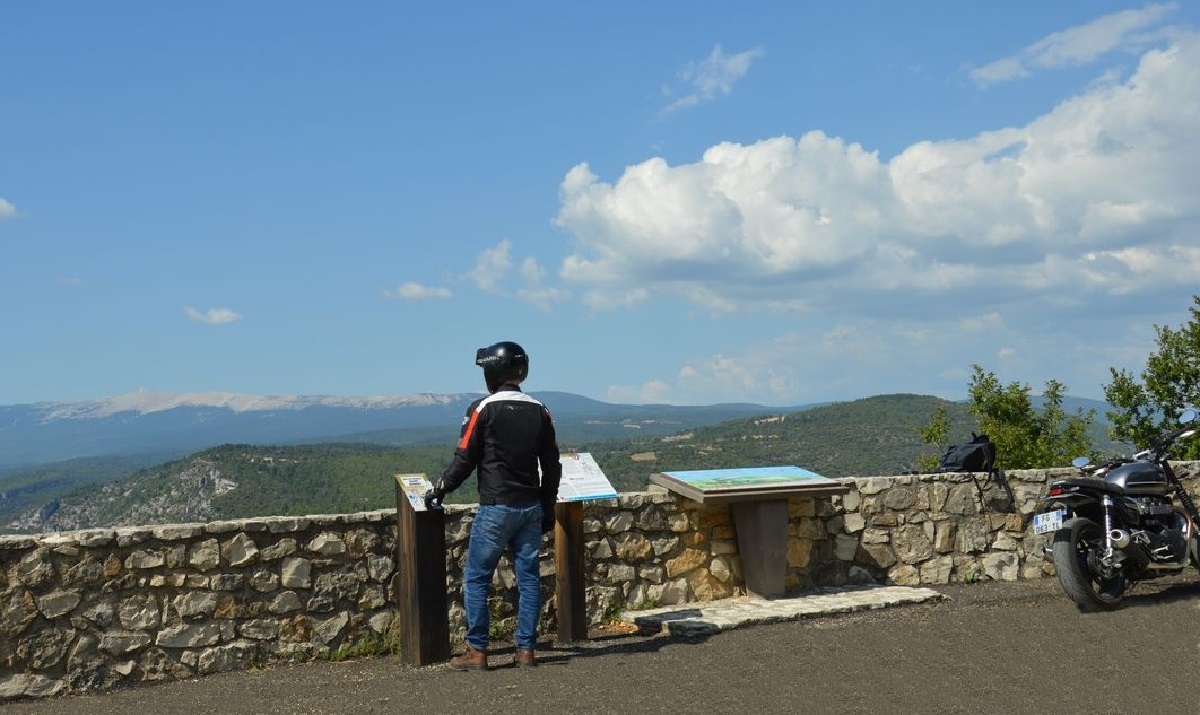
[540,500,556,534]
[423,488,444,511]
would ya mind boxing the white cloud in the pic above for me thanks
[184,307,242,325]
[662,44,765,113]
[606,380,672,404]
[465,241,569,310]
[516,257,568,311]
[468,239,513,294]
[658,311,1120,405]
[961,313,1005,334]
[386,282,453,300]
[970,3,1178,85]
[0,198,16,219]
[556,31,1200,324]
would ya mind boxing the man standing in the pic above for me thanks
[425,341,562,670]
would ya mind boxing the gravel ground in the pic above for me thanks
[8,575,1200,715]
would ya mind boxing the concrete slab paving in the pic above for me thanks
[623,584,946,636]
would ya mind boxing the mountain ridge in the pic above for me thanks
[6,389,794,468]
[1,389,1115,469]
[1,392,1124,534]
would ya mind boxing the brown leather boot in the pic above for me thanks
[450,645,488,671]
[514,648,537,668]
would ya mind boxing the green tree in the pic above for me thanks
[966,365,1094,469]
[916,404,951,472]
[1104,295,1200,459]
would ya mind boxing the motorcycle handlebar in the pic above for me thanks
[1084,412,1195,467]
[1147,425,1197,458]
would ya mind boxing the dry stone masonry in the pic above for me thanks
[3,463,1198,700]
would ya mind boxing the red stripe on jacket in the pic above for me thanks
[458,410,481,450]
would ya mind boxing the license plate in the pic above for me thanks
[1033,509,1066,535]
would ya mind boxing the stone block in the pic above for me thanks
[613,532,653,561]
[834,534,859,561]
[788,538,813,568]
[891,525,933,565]
[211,574,244,591]
[269,591,303,615]
[687,568,733,601]
[260,538,298,562]
[666,512,690,532]
[17,550,55,587]
[280,557,312,589]
[188,539,220,571]
[860,543,897,568]
[658,577,689,606]
[100,631,153,656]
[173,592,219,619]
[638,565,665,584]
[919,555,954,584]
[222,533,260,567]
[665,548,707,578]
[883,486,917,510]
[118,594,160,630]
[152,524,204,540]
[604,511,634,534]
[240,619,281,640]
[155,623,222,649]
[37,591,81,620]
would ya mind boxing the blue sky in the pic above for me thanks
[3,2,1199,407]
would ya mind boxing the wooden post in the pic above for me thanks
[554,501,587,644]
[394,476,450,665]
[731,499,789,599]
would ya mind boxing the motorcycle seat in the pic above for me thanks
[1050,476,1153,496]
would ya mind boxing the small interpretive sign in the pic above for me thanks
[556,452,618,502]
[396,473,433,512]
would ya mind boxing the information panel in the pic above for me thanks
[396,473,434,512]
[651,465,847,503]
[556,452,618,502]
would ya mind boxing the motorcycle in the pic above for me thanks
[1033,408,1200,611]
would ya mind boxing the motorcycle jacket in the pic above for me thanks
[437,384,562,506]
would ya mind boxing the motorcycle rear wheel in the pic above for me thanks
[1051,517,1125,611]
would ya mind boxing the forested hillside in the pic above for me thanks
[5,443,457,532]
[588,393,974,484]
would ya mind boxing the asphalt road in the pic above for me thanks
[9,575,1200,715]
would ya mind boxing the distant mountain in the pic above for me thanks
[0,390,800,532]
[2,392,1129,534]
[0,389,800,524]
[0,389,807,469]
[0,390,482,468]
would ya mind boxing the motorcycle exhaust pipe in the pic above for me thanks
[1109,529,1131,549]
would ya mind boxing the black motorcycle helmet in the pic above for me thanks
[475,341,529,392]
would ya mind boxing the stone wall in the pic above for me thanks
[3,463,1199,700]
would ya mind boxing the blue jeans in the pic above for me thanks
[463,502,543,652]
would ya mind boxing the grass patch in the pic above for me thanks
[325,626,403,663]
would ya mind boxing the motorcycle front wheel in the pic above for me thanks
[1051,517,1125,611]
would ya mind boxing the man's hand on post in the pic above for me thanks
[540,500,556,533]
[423,487,444,511]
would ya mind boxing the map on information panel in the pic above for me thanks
[556,452,618,502]
[660,465,835,491]
[650,465,846,503]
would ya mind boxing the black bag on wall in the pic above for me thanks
[937,433,996,473]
